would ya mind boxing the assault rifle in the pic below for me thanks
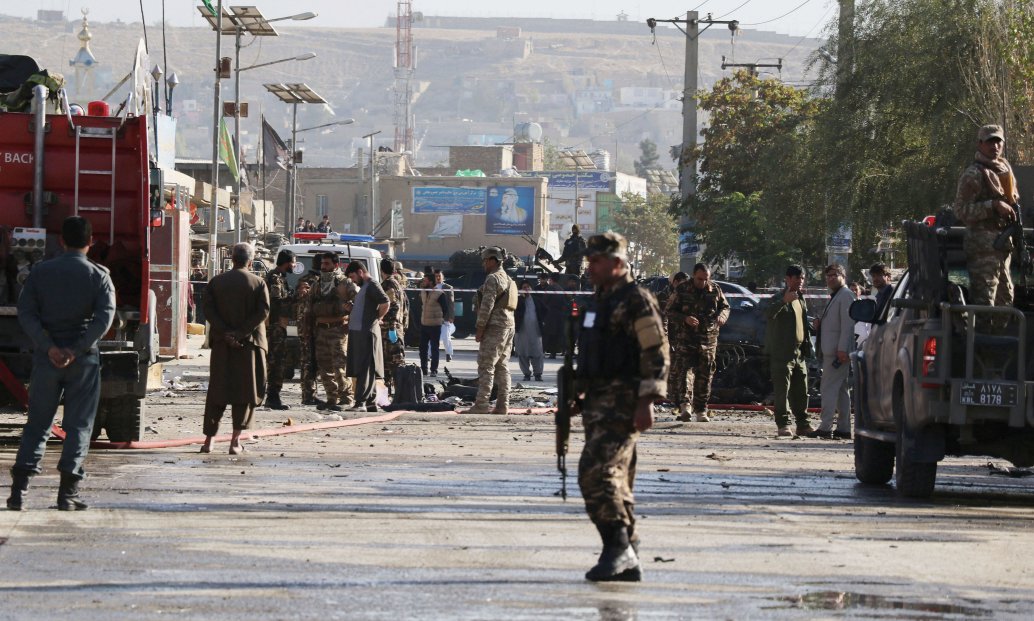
[555,299,580,501]
[994,202,1033,283]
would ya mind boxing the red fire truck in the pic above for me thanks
[0,71,159,441]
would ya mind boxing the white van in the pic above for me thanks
[275,233,384,288]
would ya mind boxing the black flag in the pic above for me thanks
[262,115,289,170]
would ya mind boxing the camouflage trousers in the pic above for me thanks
[315,324,353,406]
[578,385,639,539]
[474,324,515,410]
[965,230,1013,332]
[266,323,288,392]
[381,328,405,392]
[668,342,717,411]
[299,332,317,401]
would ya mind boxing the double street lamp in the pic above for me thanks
[199,3,317,267]
[264,83,334,232]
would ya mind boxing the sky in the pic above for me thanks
[11,0,839,39]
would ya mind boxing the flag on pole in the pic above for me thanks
[201,0,217,15]
[218,117,239,182]
[262,115,290,170]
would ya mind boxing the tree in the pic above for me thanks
[680,70,826,277]
[611,191,679,278]
[634,139,660,177]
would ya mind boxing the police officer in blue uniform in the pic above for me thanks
[6,216,116,511]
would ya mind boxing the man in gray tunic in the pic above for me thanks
[7,216,116,511]
[515,280,546,381]
[345,261,390,412]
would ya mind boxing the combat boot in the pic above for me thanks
[266,389,290,411]
[586,523,642,582]
[677,404,692,423]
[6,468,32,511]
[694,408,710,423]
[56,472,88,511]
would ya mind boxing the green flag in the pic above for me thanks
[201,0,216,15]
[218,117,239,183]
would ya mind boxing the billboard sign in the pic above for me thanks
[486,186,535,236]
[412,186,487,214]
[541,171,612,190]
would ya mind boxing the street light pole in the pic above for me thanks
[208,0,223,278]
[363,130,382,235]
[289,101,299,231]
[233,22,243,243]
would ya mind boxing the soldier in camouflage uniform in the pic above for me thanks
[296,270,322,406]
[264,250,296,410]
[464,247,517,414]
[380,258,407,394]
[310,252,357,411]
[656,271,688,335]
[575,231,668,582]
[954,124,1020,332]
[665,264,729,422]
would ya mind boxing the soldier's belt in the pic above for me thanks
[315,318,346,327]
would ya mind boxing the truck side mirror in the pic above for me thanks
[149,167,165,228]
[850,298,877,323]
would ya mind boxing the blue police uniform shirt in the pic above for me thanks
[17,251,117,355]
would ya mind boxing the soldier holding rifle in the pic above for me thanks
[556,232,669,582]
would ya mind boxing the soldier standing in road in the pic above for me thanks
[665,264,729,423]
[558,224,587,276]
[765,265,816,438]
[311,252,357,412]
[380,258,407,394]
[264,249,296,410]
[954,124,1019,331]
[6,216,116,511]
[200,243,270,454]
[464,246,517,414]
[296,269,322,407]
[575,232,668,582]
[657,271,688,335]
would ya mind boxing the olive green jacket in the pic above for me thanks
[764,290,812,361]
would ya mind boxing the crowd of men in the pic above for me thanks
[5,123,1019,587]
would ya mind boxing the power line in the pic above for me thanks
[691,1,712,11]
[784,3,836,56]
[715,0,753,20]
[740,0,815,26]
[654,37,677,89]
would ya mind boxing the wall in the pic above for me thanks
[379,175,548,263]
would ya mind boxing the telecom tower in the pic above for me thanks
[393,1,415,154]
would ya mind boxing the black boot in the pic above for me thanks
[586,523,642,582]
[7,468,32,511]
[57,472,88,511]
[266,390,290,410]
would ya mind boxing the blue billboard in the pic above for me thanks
[539,171,612,190]
[412,186,487,214]
[486,186,535,236]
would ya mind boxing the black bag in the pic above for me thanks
[393,364,423,405]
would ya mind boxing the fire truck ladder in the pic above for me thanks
[73,125,118,244]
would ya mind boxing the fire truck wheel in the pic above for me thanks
[100,396,145,443]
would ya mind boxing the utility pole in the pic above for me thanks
[721,56,782,77]
[208,0,223,278]
[647,12,739,272]
[363,130,382,236]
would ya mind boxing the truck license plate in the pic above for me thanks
[959,382,1018,407]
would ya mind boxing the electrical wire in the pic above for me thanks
[784,2,835,56]
[715,0,753,20]
[691,1,712,10]
[654,38,677,89]
[138,0,149,52]
[740,0,815,26]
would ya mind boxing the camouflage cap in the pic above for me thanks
[978,124,1005,142]
[481,246,505,261]
[585,231,628,260]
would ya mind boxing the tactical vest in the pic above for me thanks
[576,282,640,381]
[310,272,348,317]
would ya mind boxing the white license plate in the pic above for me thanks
[959,382,1018,407]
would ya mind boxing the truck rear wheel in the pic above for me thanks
[892,381,937,498]
[98,396,145,442]
[855,434,895,485]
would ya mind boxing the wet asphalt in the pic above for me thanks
[1,336,1034,619]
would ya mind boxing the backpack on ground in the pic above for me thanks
[393,364,423,404]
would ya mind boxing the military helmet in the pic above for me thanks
[584,231,628,260]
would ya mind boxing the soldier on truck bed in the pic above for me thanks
[953,124,1020,332]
